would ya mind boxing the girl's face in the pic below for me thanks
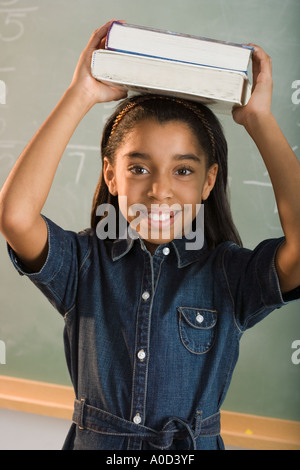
[104,119,218,253]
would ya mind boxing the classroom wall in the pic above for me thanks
[0,0,300,422]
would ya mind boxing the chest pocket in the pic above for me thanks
[177,307,217,354]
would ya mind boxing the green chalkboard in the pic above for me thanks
[0,0,299,422]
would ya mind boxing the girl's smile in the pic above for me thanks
[128,204,183,243]
[103,118,218,252]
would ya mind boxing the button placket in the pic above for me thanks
[128,252,165,450]
[128,255,153,450]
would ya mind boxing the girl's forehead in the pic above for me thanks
[127,117,191,132]
[118,119,203,152]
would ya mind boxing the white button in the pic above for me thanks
[133,413,142,424]
[162,247,170,256]
[196,313,204,324]
[137,349,146,361]
[142,291,150,301]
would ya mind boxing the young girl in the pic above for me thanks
[0,21,299,450]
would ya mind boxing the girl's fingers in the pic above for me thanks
[87,19,127,52]
[244,44,272,93]
[251,45,272,75]
[87,21,115,50]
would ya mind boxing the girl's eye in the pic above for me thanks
[175,167,194,176]
[129,166,149,175]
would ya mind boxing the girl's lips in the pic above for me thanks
[128,205,184,235]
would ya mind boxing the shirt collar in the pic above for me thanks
[171,235,209,268]
[111,228,208,268]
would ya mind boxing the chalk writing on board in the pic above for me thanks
[0,340,6,365]
[244,171,278,215]
[67,151,86,185]
[243,180,272,188]
[0,0,38,42]
[0,140,99,184]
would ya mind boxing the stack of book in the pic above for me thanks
[91,21,253,114]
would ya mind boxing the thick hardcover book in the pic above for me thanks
[91,49,251,114]
[105,21,253,73]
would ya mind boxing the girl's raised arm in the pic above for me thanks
[233,45,300,294]
[0,21,126,272]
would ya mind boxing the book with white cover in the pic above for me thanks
[91,49,252,114]
[106,21,253,73]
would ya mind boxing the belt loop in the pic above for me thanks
[78,398,86,430]
[194,410,202,438]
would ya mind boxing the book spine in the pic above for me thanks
[104,20,116,50]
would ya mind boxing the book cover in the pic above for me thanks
[106,21,253,73]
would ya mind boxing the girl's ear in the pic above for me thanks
[202,163,218,201]
[103,157,118,196]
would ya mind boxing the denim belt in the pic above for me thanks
[72,398,220,450]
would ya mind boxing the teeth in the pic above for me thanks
[149,212,171,221]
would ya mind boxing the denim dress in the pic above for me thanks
[8,216,300,450]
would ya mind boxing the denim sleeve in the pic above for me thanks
[223,237,300,331]
[7,215,92,316]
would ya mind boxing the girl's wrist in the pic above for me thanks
[65,83,98,114]
[243,109,275,136]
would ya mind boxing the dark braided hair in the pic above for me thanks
[91,94,242,249]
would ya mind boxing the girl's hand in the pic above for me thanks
[69,20,128,105]
[232,44,273,127]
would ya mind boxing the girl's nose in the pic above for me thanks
[147,174,173,202]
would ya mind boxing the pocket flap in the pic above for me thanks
[178,307,217,329]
